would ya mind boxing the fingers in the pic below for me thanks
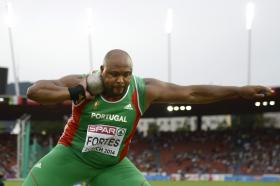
[79,78,95,100]
[255,87,274,98]
[269,88,275,94]
[262,87,274,96]
[86,71,104,95]
[240,86,275,100]
[79,78,87,90]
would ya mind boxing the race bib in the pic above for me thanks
[82,125,126,157]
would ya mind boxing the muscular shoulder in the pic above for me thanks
[143,78,167,108]
[144,78,168,88]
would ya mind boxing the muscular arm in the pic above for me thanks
[26,75,84,105]
[144,78,273,109]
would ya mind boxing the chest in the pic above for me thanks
[79,97,138,133]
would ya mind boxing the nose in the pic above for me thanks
[116,75,124,84]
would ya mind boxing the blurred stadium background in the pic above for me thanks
[0,73,280,185]
[1,0,280,185]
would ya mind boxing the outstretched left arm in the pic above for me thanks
[144,78,274,109]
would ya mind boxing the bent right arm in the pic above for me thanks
[26,75,84,105]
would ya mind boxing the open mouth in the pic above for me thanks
[113,86,125,94]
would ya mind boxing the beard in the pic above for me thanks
[104,85,127,97]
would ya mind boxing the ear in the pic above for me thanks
[100,65,104,73]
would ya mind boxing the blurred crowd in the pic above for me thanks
[0,133,57,178]
[0,134,17,178]
[128,129,280,175]
[1,128,280,178]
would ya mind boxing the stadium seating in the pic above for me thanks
[0,128,280,178]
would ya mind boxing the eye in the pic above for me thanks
[110,72,119,77]
[123,72,132,77]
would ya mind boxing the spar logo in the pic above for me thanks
[117,128,126,136]
[88,125,116,135]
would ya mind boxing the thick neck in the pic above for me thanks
[101,85,130,103]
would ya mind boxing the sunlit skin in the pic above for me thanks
[100,51,133,101]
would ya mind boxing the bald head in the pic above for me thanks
[100,49,133,98]
[103,49,132,68]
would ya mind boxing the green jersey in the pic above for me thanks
[58,76,146,168]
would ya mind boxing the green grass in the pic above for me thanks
[151,181,280,186]
[4,180,22,186]
[5,180,280,186]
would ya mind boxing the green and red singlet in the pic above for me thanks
[58,76,146,168]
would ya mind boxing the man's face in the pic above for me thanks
[101,56,132,97]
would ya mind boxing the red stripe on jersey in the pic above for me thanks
[58,100,90,146]
[120,89,141,161]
